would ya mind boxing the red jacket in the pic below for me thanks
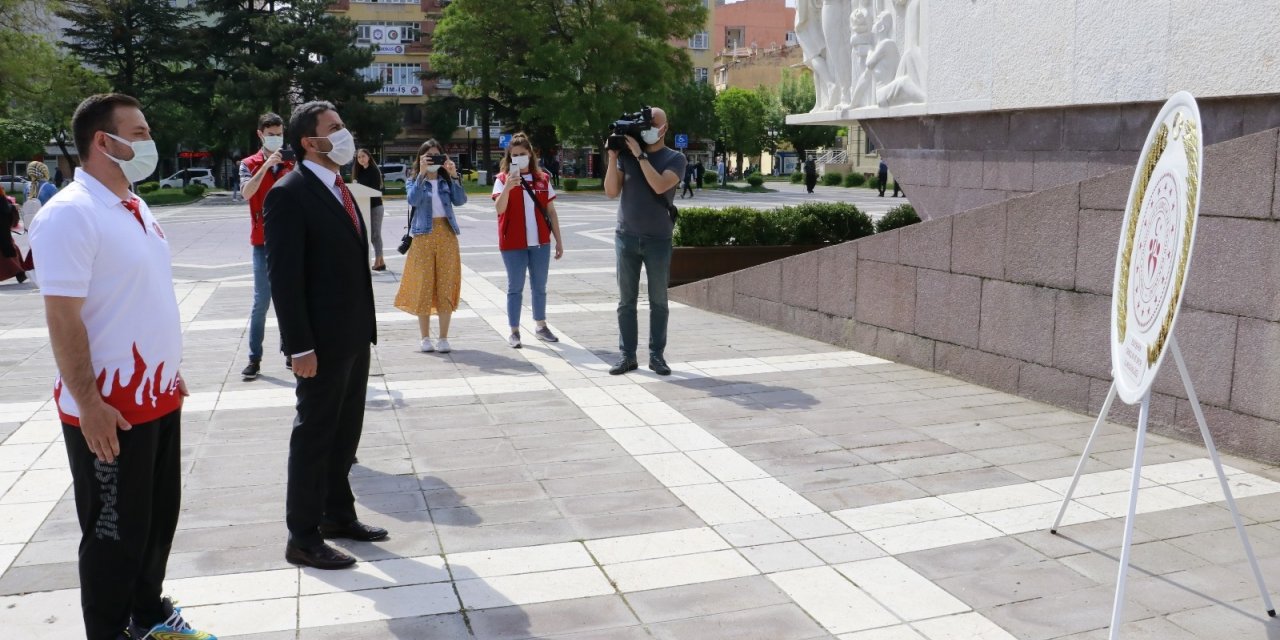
[240,151,294,246]
[492,170,555,251]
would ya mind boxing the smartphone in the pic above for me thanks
[427,154,448,165]
[280,147,296,162]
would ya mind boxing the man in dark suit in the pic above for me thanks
[264,101,384,570]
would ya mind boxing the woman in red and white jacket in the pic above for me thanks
[491,133,564,348]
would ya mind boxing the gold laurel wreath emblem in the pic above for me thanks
[1113,116,1199,367]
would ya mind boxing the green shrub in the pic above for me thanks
[182,183,207,197]
[704,170,719,184]
[746,173,765,187]
[790,172,803,184]
[673,203,872,247]
[820,172,842,187]
[137,182,160,194]
[564,178,579,191]
[875,204,921,233]
[843,173,866,187]
[867,177,879,190]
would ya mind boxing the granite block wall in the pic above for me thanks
[672,128,1280,463]
[866,95,1280,220]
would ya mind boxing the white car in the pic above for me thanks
[380,163,407,182]
[159,168,215,189]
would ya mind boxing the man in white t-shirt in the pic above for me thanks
[29,94,213,640]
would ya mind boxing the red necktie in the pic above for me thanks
[122,198,146,232]
[334,175,361,233]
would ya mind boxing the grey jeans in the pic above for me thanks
[369,204,385,258]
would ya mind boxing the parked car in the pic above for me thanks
[0,175,29,193]
[380,163,407,182]
[159,168,215,189]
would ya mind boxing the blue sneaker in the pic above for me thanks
[130,598,217,640]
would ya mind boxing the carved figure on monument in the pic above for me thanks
[854,10,899,108]
[821,0,854,108]
[795,0,837,111]
[849,6,874,105]
[876,0,925,107]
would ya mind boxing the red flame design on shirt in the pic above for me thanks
[55,343,182,427]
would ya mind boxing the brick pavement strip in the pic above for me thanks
[2,196,1280,638]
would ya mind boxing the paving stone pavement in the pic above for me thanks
[2,188,1279,639]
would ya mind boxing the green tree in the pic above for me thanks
[422,96,464,145]
[0,118,48,166]
[715,87,768,176]
[667,78,718,147]
[197,0,384,167]
[432,0,706,174]
[778,69,839,159]
[58,0,197,106]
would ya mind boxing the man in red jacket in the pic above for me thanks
[238,112,294,380]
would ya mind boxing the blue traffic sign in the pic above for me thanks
[674,133,689,149]
[499,133,513,149]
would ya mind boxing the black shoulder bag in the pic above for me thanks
[397,205,415,254]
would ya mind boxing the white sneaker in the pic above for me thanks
[508,333,522,349]
[435,339,451,353]
[420,337,435,352]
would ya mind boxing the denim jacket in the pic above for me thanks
[406,175,467,236]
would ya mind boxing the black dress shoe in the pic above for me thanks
[609,355,638,375]
[319,520,388,542]
[649,355,672,376]
[285,542,356,569]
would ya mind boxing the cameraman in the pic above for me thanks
[604,106,686,376]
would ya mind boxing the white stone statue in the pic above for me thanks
[854,10,899,107]
[794,0,925,112]
[795,0,837,111]
[876,0,925,107]
[849,5,874,97]
[822,0,854,108]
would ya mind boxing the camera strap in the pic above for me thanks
[518,176,555,235]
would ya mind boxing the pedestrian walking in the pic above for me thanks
[804,159,818,194]
[694,159,705,189]
[30,92,215,640]
[353,148,386,271]
[394,139,467,354]
[604,106,685,377]
[492,132,564,348]
[681,155,695,198]
[878,159,889,197]
[264,100,385,570]
[237,112,294,381]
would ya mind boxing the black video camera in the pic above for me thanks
[605,106,654,151]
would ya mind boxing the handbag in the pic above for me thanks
[397,205,415,255]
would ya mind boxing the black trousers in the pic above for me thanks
[64,411,181,640]
[286,348,370,547]
[681,181,694,198]
[878,174,888,196]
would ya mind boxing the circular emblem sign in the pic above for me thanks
[1110,92,1203,405]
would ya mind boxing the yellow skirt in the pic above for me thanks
[395,223,461,316]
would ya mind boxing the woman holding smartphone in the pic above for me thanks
[394,139,467,353]
[491,133,563,348]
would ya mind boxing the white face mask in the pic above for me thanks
[641,126,662,145]
[104,132,159,183]
[262,135,283,153]
[317,128,355,165]
[510,155,530,170]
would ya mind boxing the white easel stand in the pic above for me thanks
[1049,335,1275,639]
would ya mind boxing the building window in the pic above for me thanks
[359,62,424,96]
[785,31,797,46]
[725,27,745,50]
[355,21,421,47]
[688,32,709,50]
[694,67,708,83]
